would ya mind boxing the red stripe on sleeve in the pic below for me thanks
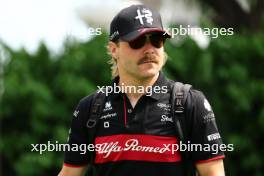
[196,155,225,164]
[63,163,87,168]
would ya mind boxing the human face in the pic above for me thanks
[109,33,166,80]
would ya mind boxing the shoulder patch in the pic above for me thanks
[204,99,212,112]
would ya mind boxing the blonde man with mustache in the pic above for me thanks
[59,4,225,176]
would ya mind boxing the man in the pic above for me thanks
[59,4,225,176]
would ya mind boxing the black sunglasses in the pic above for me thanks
[128,33,166,49]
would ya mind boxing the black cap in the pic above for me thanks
[109,4,171,42]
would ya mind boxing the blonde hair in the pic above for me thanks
[106,43,119,78]
[106,43,168,79]
[107,56,119,78]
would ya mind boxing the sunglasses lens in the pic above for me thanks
[128,33,165,49]
[150,34,165,48]
[129,36,146,49]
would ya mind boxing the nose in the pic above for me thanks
[143,38,155,54]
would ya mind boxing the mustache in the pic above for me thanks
[137,54,158,65]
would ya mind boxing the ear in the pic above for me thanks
[108,41,119,60]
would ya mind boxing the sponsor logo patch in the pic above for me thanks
[103,101,113,112]
[202,112,215,123]
[207,133,221,141]
[73,110,79,117]
[100,113,117,120]
[157,103,171,112]
[204,99,212,112]
[161,115,173,122]
[104,121,110,128]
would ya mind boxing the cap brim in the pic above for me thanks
[120,28,171,42]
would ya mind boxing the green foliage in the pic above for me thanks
[164,32,264,176]
[0,34,111,175]
[1,30,264,175]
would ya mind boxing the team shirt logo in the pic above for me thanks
[203,99,215,124]
[204,99,212,112]
[161,114,173,122]
[100,112,117,120]
[103,101,113,112]
[73,110,79,117]
[94,134,181,163]
[104,121,110,128]
[157,103,171,112]
[207,133,221,141]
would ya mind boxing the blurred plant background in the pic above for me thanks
[0,0,264,175]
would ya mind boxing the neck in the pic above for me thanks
[119,73,159,87]
[118,72,159,107]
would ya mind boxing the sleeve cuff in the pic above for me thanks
[195,155,225,164]
[63,163,88,168]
